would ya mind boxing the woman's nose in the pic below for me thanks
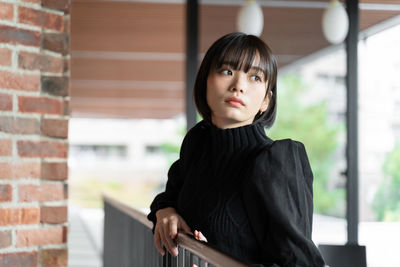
[230,75,247,93]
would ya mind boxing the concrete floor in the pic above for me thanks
[68,206,102,267]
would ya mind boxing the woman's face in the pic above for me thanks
[206,53,270,129]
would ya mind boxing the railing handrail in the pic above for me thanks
[103,194,153,228]
[102,194,247,267]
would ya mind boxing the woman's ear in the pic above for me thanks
[260,91,273,113]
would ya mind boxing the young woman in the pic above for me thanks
[147,32,325,266]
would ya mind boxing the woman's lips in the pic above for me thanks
[225,97,244,107]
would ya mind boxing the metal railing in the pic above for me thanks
[103,195,247,267]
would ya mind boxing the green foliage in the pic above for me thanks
[268,74,345,217]
[159,124,185,165]
[160,142,180,155]
[372,142,400,221]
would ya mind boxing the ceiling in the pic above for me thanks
[70,0,400,119]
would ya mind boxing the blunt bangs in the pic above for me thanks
[210,37,268,79]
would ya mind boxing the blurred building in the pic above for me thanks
[286,24,400,220]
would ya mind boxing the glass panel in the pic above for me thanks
[358,24,400,267]
[270,48,347,245]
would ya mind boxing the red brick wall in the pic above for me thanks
[0,0,70,266]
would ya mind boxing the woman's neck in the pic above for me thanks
[211,117,254,129]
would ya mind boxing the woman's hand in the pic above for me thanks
[194,230,207,242]
[154,207,192,257]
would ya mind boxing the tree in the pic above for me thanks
[268,74,345,217]
[372,142,400,221]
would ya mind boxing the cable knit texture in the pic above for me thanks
[148,120,325,267]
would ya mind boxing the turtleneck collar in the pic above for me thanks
[201,120,274,153]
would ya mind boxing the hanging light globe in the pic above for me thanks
[237,0,264,36]
[322,0,349,44]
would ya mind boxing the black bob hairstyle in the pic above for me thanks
[193,32,278,128]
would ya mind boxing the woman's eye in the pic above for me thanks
[221,69,232,75]
[251,75,262,82]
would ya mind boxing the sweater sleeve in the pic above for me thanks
[147,121,204,229]
[243,139,325,267]
[147,158,183,229]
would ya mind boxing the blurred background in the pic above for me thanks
[67,1,400,267]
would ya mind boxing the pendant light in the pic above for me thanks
[237,0,264,36]
[322,0,349,44]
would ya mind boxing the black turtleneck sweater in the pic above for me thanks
[147,120,325,267]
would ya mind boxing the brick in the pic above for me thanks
[41,76,69,96]
[40,249,68,267]
[18,51,40,70]
[0,92,12,111]
[0,70,40,92]
[19,184,64,202]
[18,6,64,32]
[0,2,14,21]
[41,118,68,138]
[0,48,12,66]
[63,99,70,116]
[42,33,69,55]
[0,251,37,267]
[17,226,64,247]
[62,226,67,242]
[0,231,12,249]
[63,58,69,72]
[41,162,67,180]
[18,51,64,73]
[40,206,67,224]
[0,162,41,179]
[0,139,12,156]
[42,0,71,14]
[14,162,41,179]
[17,140,68,158]
[0,185,12,202]
[0,208,40,226]
[42,56,64,74]
[0,116,40,135]
[18,96,63,115]
[63,15,70,33]
[63,183,68,199]
[0,163,11,179]
[0,25,40,47]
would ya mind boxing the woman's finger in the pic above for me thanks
[162,221,178,256]
[154,229,165,256]
[169,216,178,239]
[159,225,174,256]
